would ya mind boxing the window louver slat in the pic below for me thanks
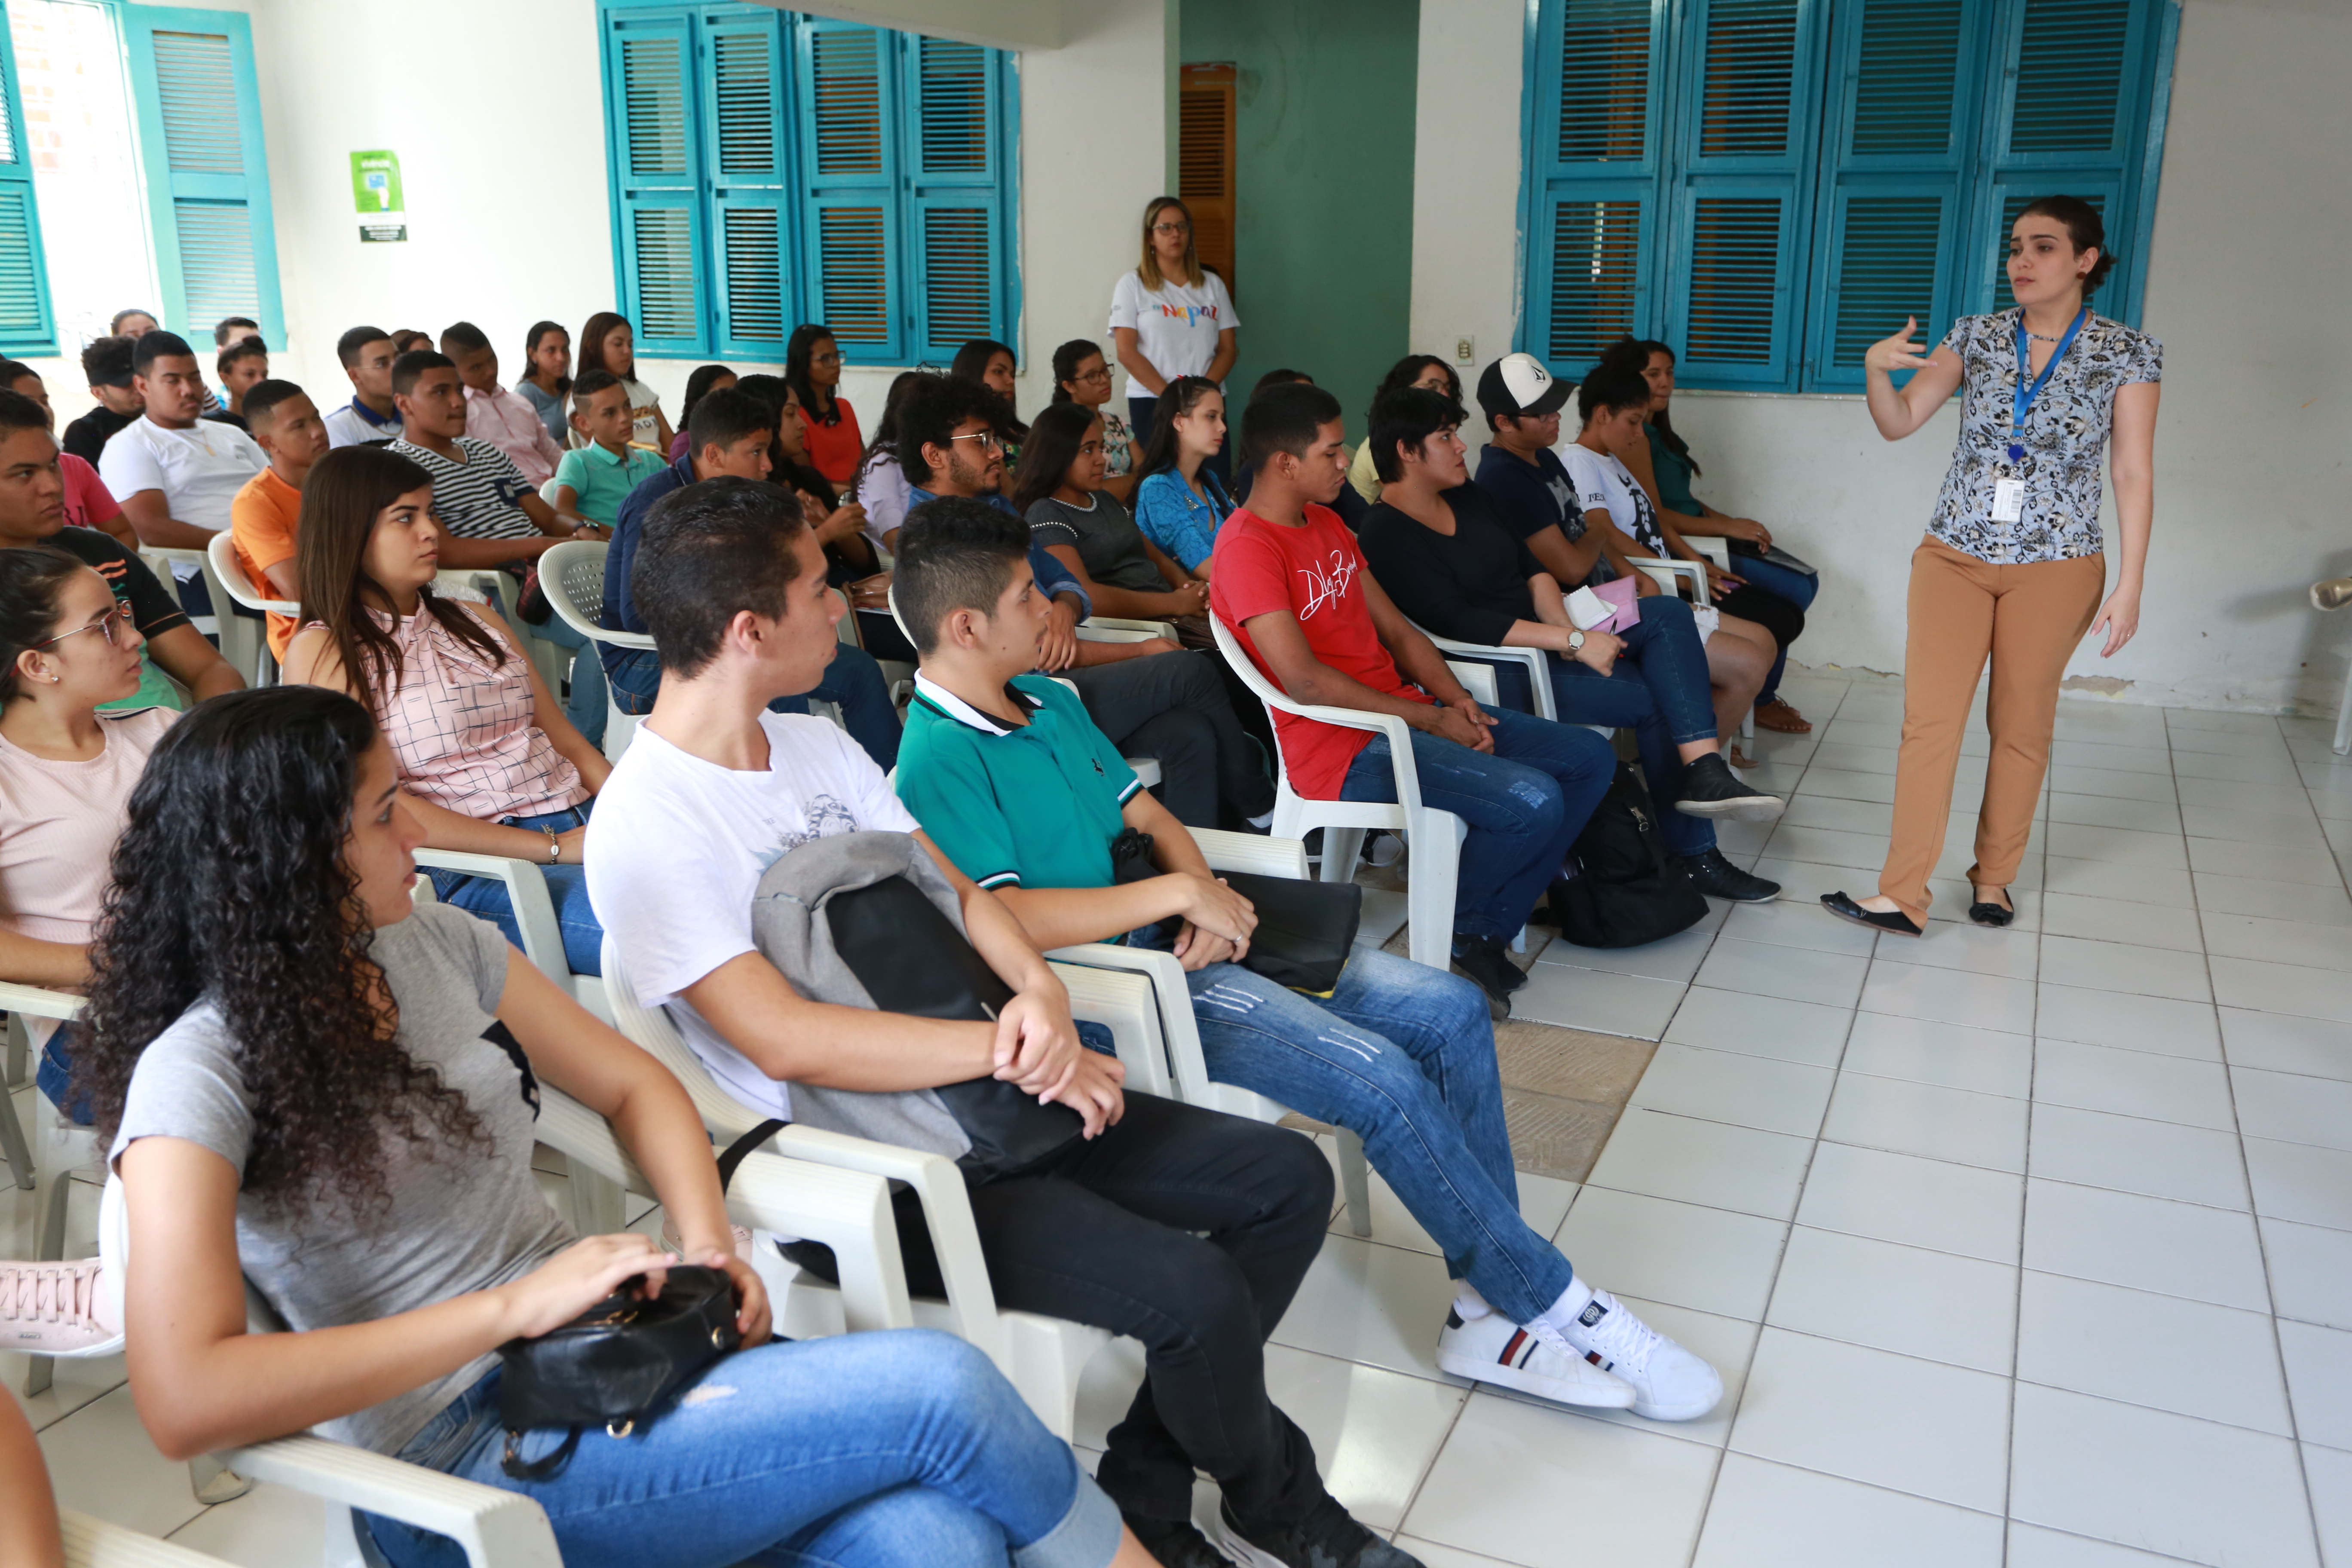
[622,36,688,178]
[1853,0,1963,154]
[152,31,241,175]
[0,187,44,339]
[1830,195,1943,365]
[1178,92,1226,196]
[631,205,699,342]
[1697,0,1798,158]
[722,205,783,343]
[712,31,775,177]
[815,203,889,343]
[1684,196,1783,361]
[917,37,988,173]
[2011,0,2131,153]
[1547,198,1644,364]
[922,204,993,346]
[1557,0,1655,164]
[174,200,260,323]
[811,28,883,177]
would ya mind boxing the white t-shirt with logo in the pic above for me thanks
[97,416,266,534]
[1107,269,1239,389]
[1555,440,1668,557]
[584,709,919,1121]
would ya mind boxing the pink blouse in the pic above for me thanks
[369,602,587,821]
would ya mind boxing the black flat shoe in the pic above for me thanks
[1969,888,2015,928]
[1820,890,1923,938]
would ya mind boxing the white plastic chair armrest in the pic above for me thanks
[61,1510,243,1568]
[0,980,85,1021]
[411,850,568,988]
[1409,623,1555,721]
[1077,616,1176,643]
[532,1088,914,1332]
[1627,557,1710,606]
[764,1123,1011,1365]
[204,531,296,616]
[209,1436,562,1568]
[1684,535,1730,569]
[1044,942,1210,1110]
[1049,958,1174,1098]
[1192,828,1311,879]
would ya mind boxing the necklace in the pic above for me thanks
[2025,328,2066,343]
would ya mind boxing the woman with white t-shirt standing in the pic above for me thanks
[1108,196,1237,485]
[1822,196,2159,939]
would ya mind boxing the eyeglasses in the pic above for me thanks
[34,600,134,650]
[1152,221,1191,236]
[950,430,1003,450]
[1075,367,1114,384]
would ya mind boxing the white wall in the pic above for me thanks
[1411,0,2352,716]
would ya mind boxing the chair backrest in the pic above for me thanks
[598,936,769,1141]
[205,530,294,615]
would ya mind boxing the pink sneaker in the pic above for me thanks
[1,1259,121,1355]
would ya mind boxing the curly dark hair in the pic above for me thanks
[79,687,488,1219]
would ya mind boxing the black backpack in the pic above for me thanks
[1548,762,1709,949]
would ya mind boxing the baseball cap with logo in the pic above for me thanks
[1475,352,1572,424]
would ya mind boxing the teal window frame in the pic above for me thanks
[597,2,1021,366]
[0,0,59,356]
[1518,0,2180,393]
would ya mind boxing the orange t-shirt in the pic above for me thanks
[230,466,302,658]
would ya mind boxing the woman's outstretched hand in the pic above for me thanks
[1864,317,1936,375]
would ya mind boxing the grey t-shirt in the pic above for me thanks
[109,902,572,1455]
[1026,493,1167,595]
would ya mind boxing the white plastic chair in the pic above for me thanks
[600,934,1142,1441]
[1034,826,1378,1238]
[60,1510,242,1567]
[138,543,252,682]
[204,530,293,686]
[1404,618,1557,722]
[1207,615,1467,972]
[5,983,96,1400]
[94,1078,907,1568]
[534,540,650,762]
[410,853,607,1027]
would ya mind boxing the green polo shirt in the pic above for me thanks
[553,440,668,527]
[895,672,1140,891]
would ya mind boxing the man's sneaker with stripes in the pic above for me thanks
[1,1259,120,1355]
[1554,1288,1723,1421]
[1434,1308,1636,1408]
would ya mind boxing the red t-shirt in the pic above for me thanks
[1210,503,1431,799]
[799,397,865,488]
[58,454,119,535]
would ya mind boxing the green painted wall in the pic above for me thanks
[1178,0,1419,440]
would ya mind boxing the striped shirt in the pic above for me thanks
[389,437,539,539]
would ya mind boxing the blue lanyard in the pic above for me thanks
[2009,307,2087,463]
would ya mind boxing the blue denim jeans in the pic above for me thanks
[1724,554,1817,705]
[364,1332,1121,1568]
[606,644,901,772]
[1548,594,1717,859]
[429,802,603,976]
[1175,946,1576,1323]
[1337,705,1614,943]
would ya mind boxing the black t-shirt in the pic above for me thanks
[1358,487,1546,648]
[52,525,190,640]
[1473,443,1582,546]
[61,407,136,467]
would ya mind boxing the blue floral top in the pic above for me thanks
[1133,468,1234,573]
[1929,308,2162,565]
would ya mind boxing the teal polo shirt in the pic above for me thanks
[896,672,1140,891]
[553,440,668,527]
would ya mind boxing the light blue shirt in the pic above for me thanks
[1132,468,1233,573]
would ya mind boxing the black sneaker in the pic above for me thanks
[1123,1511,1230,1568]
[1450,934,1523,1018]
[1674,752,1785,821]
[1671,848,1781,903]
[1215,1496,1427,1568]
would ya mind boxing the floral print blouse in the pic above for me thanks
[1928,308,2162,565]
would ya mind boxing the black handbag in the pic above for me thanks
[496,1121,779,1479]
[824,875,1087,1182]
[1108,829,1363,994]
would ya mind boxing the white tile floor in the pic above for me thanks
[9,671,2352,1565]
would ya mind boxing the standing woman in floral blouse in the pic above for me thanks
[1823,196,2159,939]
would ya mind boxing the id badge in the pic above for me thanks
[1991,478,2025,523]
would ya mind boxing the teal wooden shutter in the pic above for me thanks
[905,35,1004,362]
[603,10,707,357]
[1803,0,1984,389]
[701,8,789,358]
[1524,0,1663,377]
[119,7,281,347]
[1967,0,2161,318]
[1662,0,1824,391]
[797,18,901,364]
[0,2,56,356]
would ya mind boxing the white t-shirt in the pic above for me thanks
[97,417,266,535]
[1554,440,1667,557]
[1106,269,1239,389]
[583,710,920,1121]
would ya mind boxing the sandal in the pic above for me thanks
[1754,699,1811,734]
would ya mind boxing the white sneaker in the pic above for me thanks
[1,1259,121,1356]
[1553,1289,1722,1421]
[1436,1309,1636,1408]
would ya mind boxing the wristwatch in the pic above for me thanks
[1565,629,1586,655]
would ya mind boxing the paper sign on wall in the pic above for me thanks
[351,150,405,241]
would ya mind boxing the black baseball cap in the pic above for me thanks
[1475,352,1573,422]
[81,335,135,389]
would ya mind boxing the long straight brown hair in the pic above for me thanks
[296,446,507,701]
[577,311,632,380]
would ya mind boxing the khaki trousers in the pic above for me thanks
[1879,536,2106,924]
